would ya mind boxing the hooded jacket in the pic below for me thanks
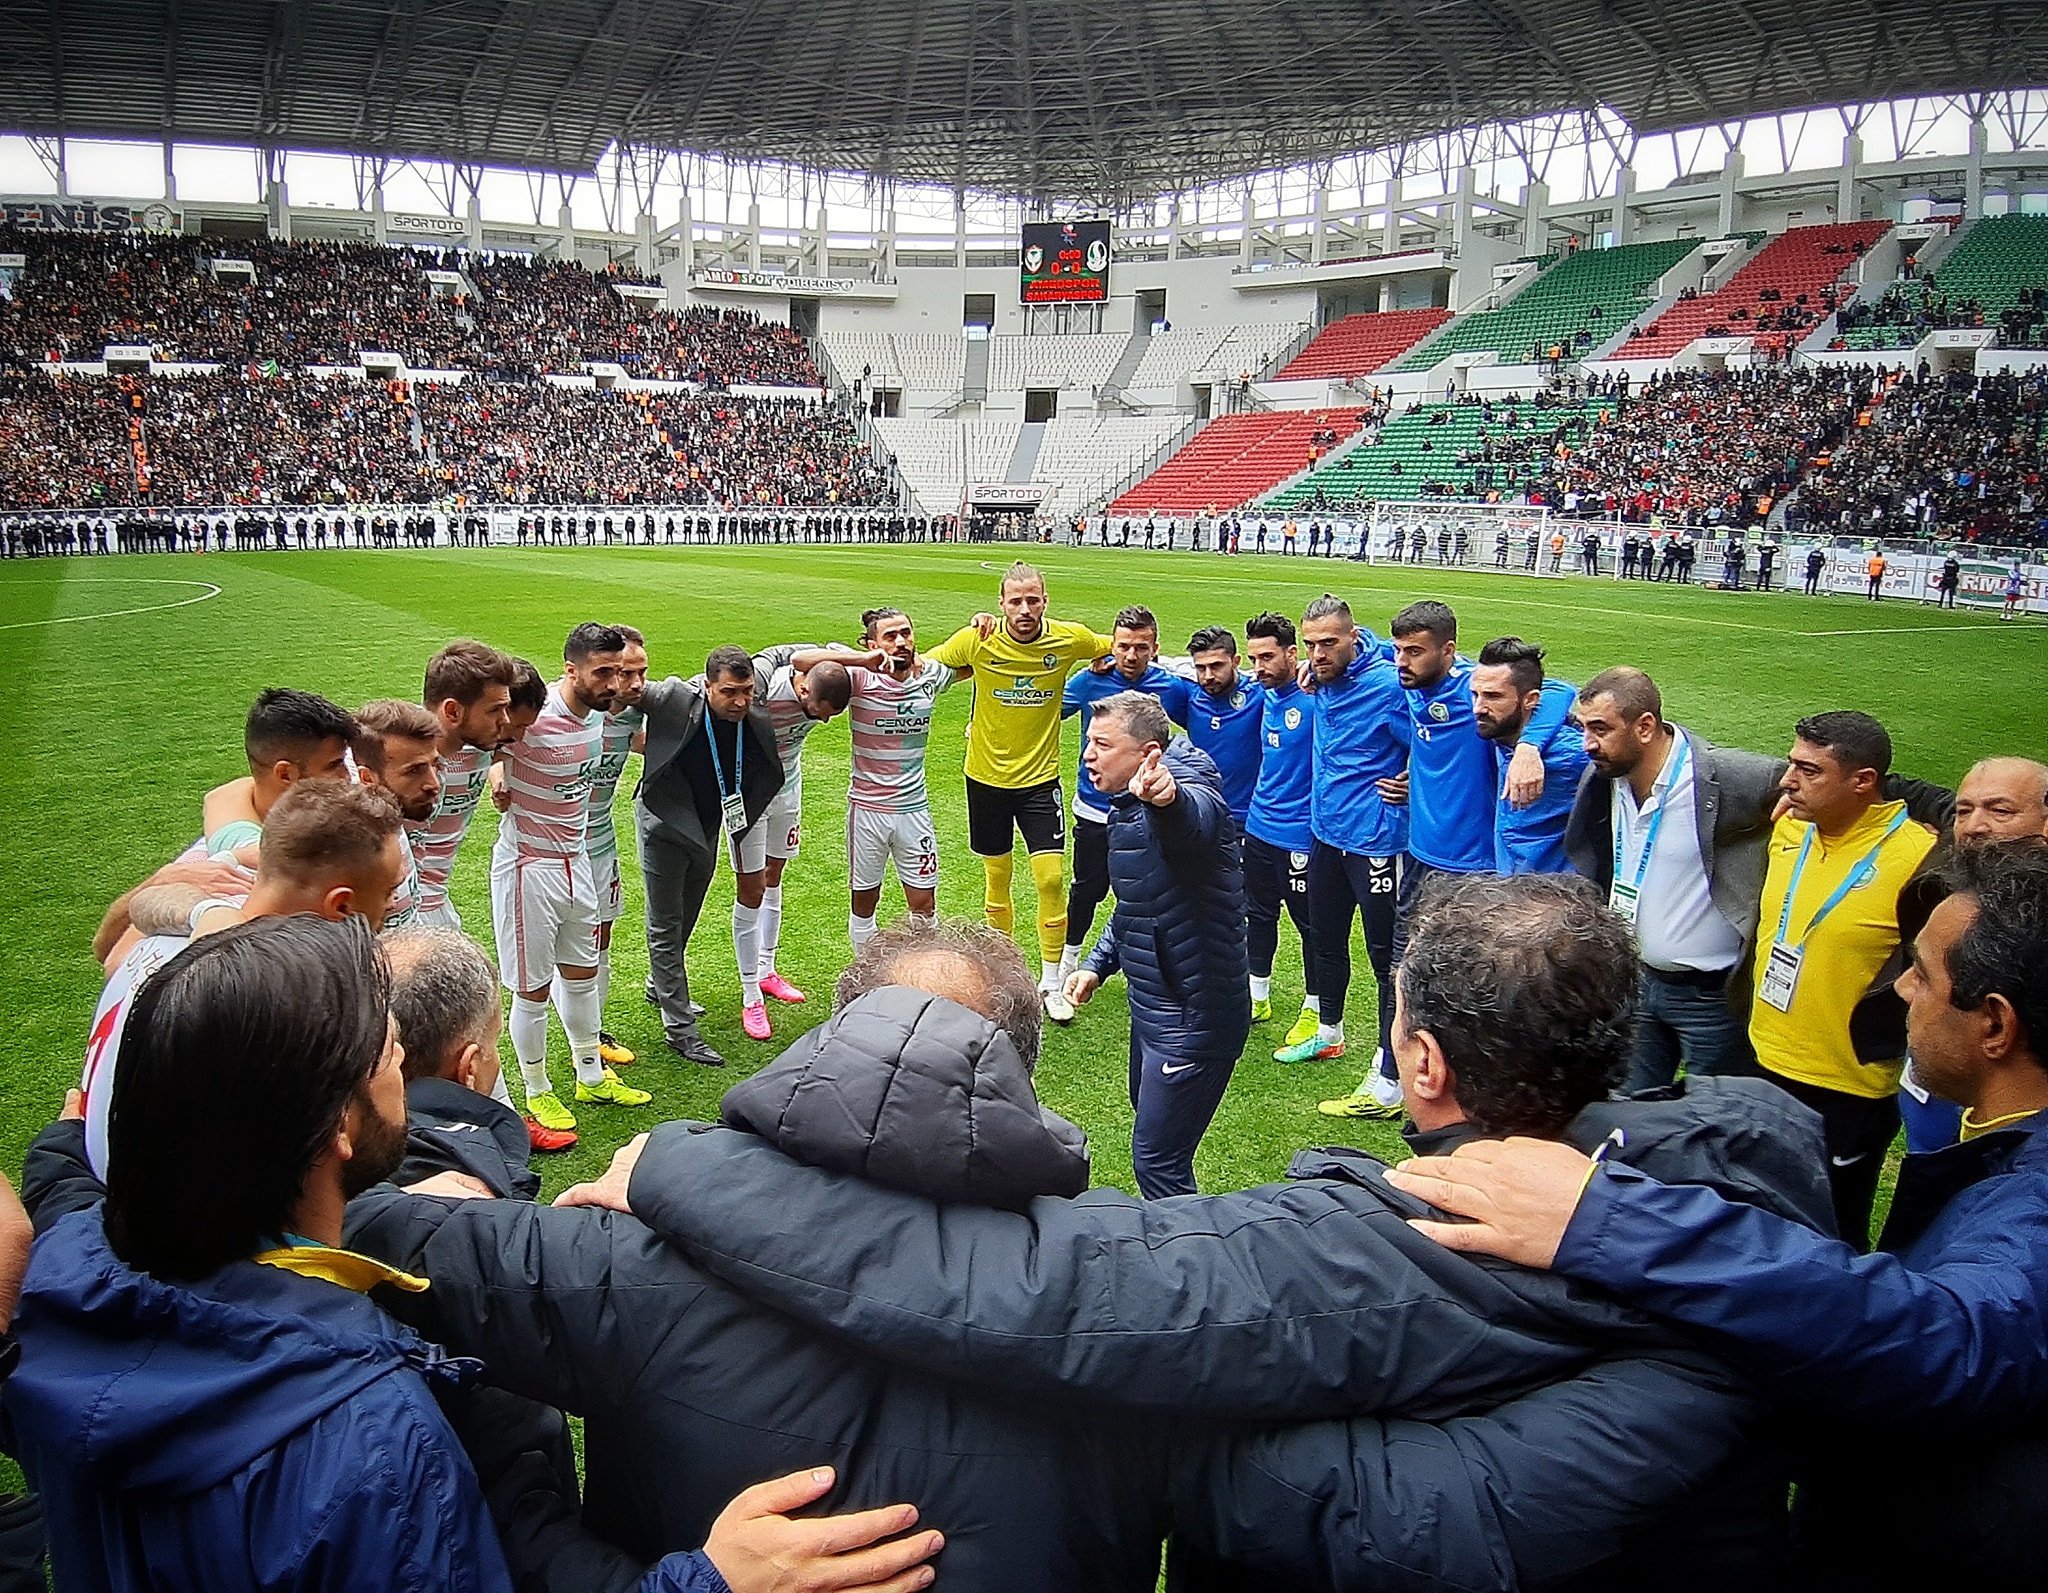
[1084,737,1250,1059]
[346,988,1159,1593]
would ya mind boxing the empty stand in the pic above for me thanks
[1028,415,1188,517]
[1622,221,1888,357]
[1107,407,1368,514]
[986,333,1129,393]
[1277,309,1451,379]
[1392,239,1701,371]
[872,416,1021,512]
[1123,322,1305,393]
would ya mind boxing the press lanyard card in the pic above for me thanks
[1609,881,1640,925]
[721,791,750,835]
[1759,942,1803,1012]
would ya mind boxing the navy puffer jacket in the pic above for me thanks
[1085,737,1249,1058]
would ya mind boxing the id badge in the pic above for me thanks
[1609,881,1640,925]
[1759,943,1802,1012]
[721,791,750,836]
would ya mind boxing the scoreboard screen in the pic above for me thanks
[1020,220,1111,303]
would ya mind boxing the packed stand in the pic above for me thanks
[0,370,139,507]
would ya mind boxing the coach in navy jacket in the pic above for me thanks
[1067,695,1250,1197]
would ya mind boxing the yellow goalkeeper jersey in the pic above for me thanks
[928,618,1114,789]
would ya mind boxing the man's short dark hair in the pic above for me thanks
[1301,594,1351,627]
[423,640,513,709]
[835,919,1044,1072]
[1939,838,2048,1066]
[705,644,753,682]
[506,658,548,714]
[352,699,441,773]
[383,926,502,1083]
[615,624,646,648]
[1114,605,1158,635]
[1391,600,1457,643]
[861,606,908,639]
[1188,625,1236,658]
[259,779,402,888]
[1579,665,1662,725]
[805,659,853,714]
[1397,873,1637,1137]
[565,622,629,662]
[105,916,391,1281]
[245,688,356,768]
[1245,612,1297,648]
[1795,710,1893,778]
[1477,636,1545,696]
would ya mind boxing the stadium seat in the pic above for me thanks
[1276,309,1452,380]
[1106,407,1370,514]
[1838,214,2048,350]
[1621,221,1890,358]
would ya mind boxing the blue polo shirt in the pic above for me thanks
[1181,672,1266,823]
[1247,679,1314,852]
[1310,631,1410,858]
[1063,664,1192,820]
[1492,678,1589,875]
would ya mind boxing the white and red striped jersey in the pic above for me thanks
[848,658,954,813]
[82,933,188,1180]
[761,665,825,779]
[585,704,644,867]
[492,685,602,862]
[408,742,492,912]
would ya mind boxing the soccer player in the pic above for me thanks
[1055,606,1191,1013]
[727,648,854,1040]
[817,608,964,952]
[927,562,1115,1020]
[350,699,445,930]
[2005,562,2028,621]
[1241,612,1320,1049]
[489,623,651,1140]
[1317,600,1551,1116]
[1470,637,1589,876]
[1277,596,1407,1088]
[577,624,649,1066]
[410,641,515,930]
[1179,625,1266,828]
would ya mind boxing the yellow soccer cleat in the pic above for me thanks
[1283,1009,1321,1049]
[525,1090,578,1133]
[576,1068,652,1108]
[598,1030,636,1066]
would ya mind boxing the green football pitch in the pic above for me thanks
[2,544,2042,1200]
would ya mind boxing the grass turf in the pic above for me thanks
[2,544,2042,1205]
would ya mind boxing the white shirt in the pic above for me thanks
[1611,730,1746,974]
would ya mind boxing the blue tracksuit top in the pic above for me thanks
[1406,656,1570,872]
[1309,630,1410,858]
[1247,679,1314,852]
[1493,678,1590,875]
[1182,672,1266,824]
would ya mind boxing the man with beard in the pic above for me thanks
[1469,637,1588,875]
[352,699,446,931]
[411,641,517,931]
[578,626,650,1069]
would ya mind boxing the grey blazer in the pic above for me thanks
[634,674,784,852]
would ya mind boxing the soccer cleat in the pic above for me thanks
[1251,996,1273,1023]
[598,1030,636,1065]
[742,1002,773,1040]
[525,1118,579,1154]
[575,1068,652,1107]
[525,1091,578,1133]
[1041,985,1075,1025]
[759,972,807,1004]
[1284,1009,1321,1049]
[1274,1035,1345,1064]
[1317,1092,1406,1120]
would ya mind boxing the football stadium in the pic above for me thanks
[3,2,2048,1588]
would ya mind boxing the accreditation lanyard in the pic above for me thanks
[1609,736,1690,926]
[706,719,749,835]
[1758,808,1910,1012]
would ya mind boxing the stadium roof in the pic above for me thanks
[7,0,2046,202]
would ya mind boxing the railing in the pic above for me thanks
[1076,415,1202,515]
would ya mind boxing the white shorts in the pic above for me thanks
[848,804,939,892]
[591,849,626,925]
[413,896,463,931]
[490,853,601,991]
[729,782,802,874]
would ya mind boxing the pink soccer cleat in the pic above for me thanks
[742,1001,773,1040]
[759,972,807,1004]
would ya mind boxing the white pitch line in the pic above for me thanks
[1797,622,2042,637]
[0,577,224,631]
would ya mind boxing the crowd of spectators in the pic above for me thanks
[1795,367,2048,544]
[1833,281,2048,349]
[0,371,889,508]
[0,230,821,383]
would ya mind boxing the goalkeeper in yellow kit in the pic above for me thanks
[928,562,1114,1022]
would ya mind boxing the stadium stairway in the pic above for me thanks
[1277,309,1452,379]
[1620,221,1890,358]
[1837,214,2048,351]
[1006,422,1045,483]
[1392,238,1702,371]
[1262,397,1610,510]
[1107,407,1370,514]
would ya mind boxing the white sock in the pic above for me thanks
[1059,944,1083,981]
[733,902,763,1005]
[1301,994,1320,1015]
[1040,961,1063,992]
[1317,1020,1345,1051]
[759,886,784,977]
[511,996,552,1097]
[594,951,611,1023]
[489,1070,515,1108]
[850,911,877,952]
[1249,973,1273,1003]
[1365,1059,1404,1107]
[555,974,606,1086]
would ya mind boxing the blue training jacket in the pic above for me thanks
[1181,672,1266,824]
[1492,677,1590,875]
[1063,665,1192,818]
[1309,630,1409,858]
[1246,679,1314,853]
[1407,657,1572,873]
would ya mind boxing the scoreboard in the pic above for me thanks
[1020,220,1111,303]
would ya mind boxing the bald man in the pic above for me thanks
[1954,757,2048,849]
